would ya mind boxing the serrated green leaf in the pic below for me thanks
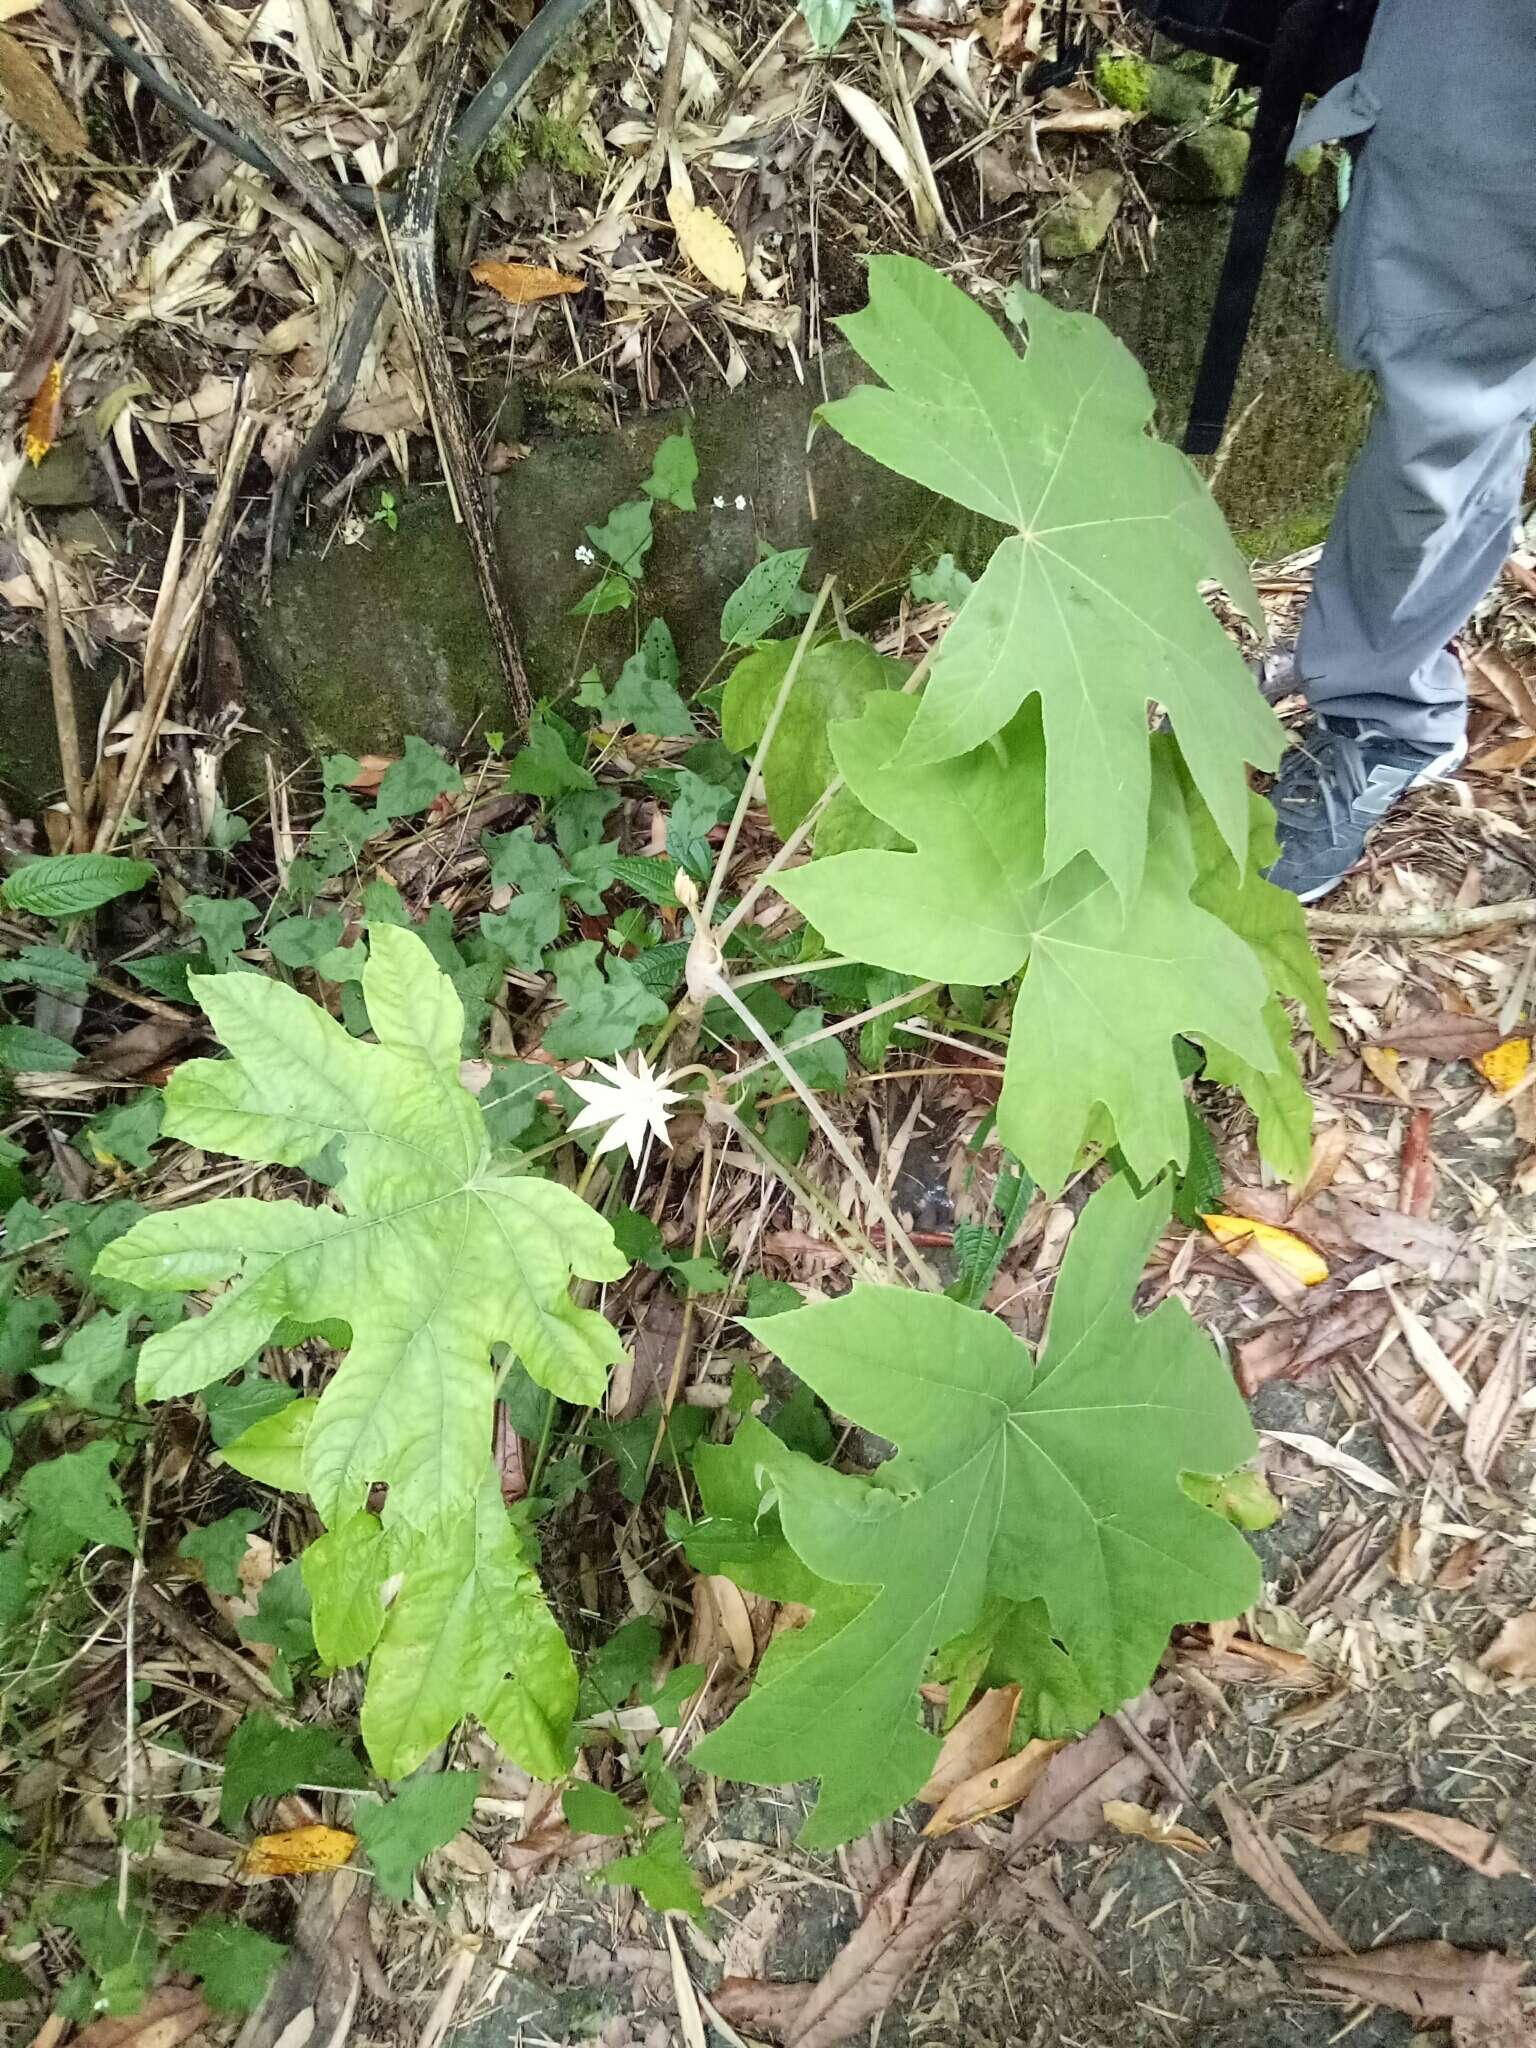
[0,944,92,998]
[180,1508,264,1596]
[1,855,155,919]
[373,737,463,824]
[1171,1103,1224,1227]
[48,1884,155,2014]
[172,1916,286,2013]
[1202,997,1314,1184]
[219,1711,368,1830]
[31,1310,135,1407]
[607,856,681,908]
[692,1177,1259,1845]
[642,431,698,511]
[355,1770,482,1901]
[19,1440,136,1568]
[561,1782,629,1837]
[590,1820,704,1920]
[361,1470,576,1781]
[0,1023,80,1072]
[819,257,1279,898]
[184,896,258,973]
[720,548,814,646]
[95,926,626,1528]
[84,1092,164,1171]
[721,637,906,838]
[779,697,1275,1191]
[542,941,668,1060]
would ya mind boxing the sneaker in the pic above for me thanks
[1265,717,1467,903]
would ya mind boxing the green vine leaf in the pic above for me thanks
[818,256,1280,899]
[721,636,907,837]
[219,1712,368,1830]
[173,1916,286,2013]
[355,1769,483,1901]
[692,1177,1260,1846]
[778,696,1276,1191]
[95,924,627,1529]
[590,1820,705,1921]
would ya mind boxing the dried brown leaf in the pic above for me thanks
[73,1987,209,2048]
[1479,1611,1536,1688]
[0,28,87,154]
[471,260,587,305]
[666,187,746,299]
[1179,1634,1324,1689]
[1213,1784,1351,1953]
[923,1737,1066,1836]
[1330,1198,1471,1280]
[917,1686,1019,1804]
[790,1849,997,2048]
[1010,1716,1149,1849]
[714,1977,812,2041]
[1297,1941,1524,2022]
[1101,1801,1210,1855]
[1467,645,1536,731]
[1377,1012,1505,1062]
[1464,1319,1527,1487]
[1361,1808,1524,1880]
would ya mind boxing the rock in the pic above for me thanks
[1095,49,1211,126]
[1040,170,1125,259]
[1292,141,1325,177]
[1169,124,1252,201]
[13,436,98,507]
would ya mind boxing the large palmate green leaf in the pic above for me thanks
[778,696,1276,1192]
[95,925,626,1528]
[692,1177,1259,1845]
[721,636,907,838]
[819,257,1280,899]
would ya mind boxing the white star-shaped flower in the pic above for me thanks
[566,1051,686,1167]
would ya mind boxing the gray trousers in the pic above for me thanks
[1289,0,1536,749]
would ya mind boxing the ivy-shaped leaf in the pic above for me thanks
[692,1176,1260,1846]
[779,697,1276,1191]
[819,257,1281,899]
[172,1917,287,2013]
[354,1769,482,1901]
[720,547,814,647]
[95,925,627,1529]
[590,1821,705,1921]
[541,941,668,1060]
[642,431,698,511]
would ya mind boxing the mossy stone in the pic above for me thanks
[1040,170,1126,259]
[1169,124,1252,200]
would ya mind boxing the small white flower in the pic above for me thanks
[712,494,726,508]
[734,494,747,510]
[575,542,596,565]
[566,1050,686,1168]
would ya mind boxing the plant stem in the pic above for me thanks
[701,576,834,931]
[730,980,941,1089]
[729,954,855,991]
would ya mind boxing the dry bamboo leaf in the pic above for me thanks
[1034,104,1142,133]
[1201,1213,1328,1285]
[1102,1800,1210,1855]
[73,1987,210,2048]
[471,260,587,304]
[666,186,745,299]
[1464,1320,1528,1487]
[1469,735,1536,774]
[237,1823,359,1879]
[1388,1289,1473,1419]
[1213,1784,1351,1954]
[1360,1809,1524,1880]
[1180,1634,1323,1689]
[1476,1037,1531,1092]
[24,360,61,465]
[917,1685,1019,1804]
[1478,1611,1536,1689]
[1297,1941,1524,2022]
[922,1737,1065,1836]
[790,1849,997,2048]
[829,79,920,201]
[1261,1428,1401,1496]
[0,28,87,154]
[1467,645,1536,730]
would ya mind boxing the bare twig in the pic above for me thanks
[136,1583,287,1710]
[1308,898,1536,939]
[646,0,693,189]
[43,563,87,850]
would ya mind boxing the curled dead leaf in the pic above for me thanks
[1361,1808,1524,1880]
[1201,1212,1328,1287]
[917,1685,1019,1805]
[1478,1610,1536,1690]
[24,359,61,465]
[1213,1784,1351,1954]
[471,259,587,305]
[237,1822,359,1879]
[922,1736,1065,1837]
[666,186,746,300]
[1102,1800,1210,1855]
[1297,1941,1525,2023]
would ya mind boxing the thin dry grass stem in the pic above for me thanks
[731,979,942,1089]
[43,562,87,851]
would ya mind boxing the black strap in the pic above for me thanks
[1182,0,1336,454]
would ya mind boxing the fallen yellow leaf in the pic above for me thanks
[666,186,746,300]
[236,1823,357,1880]
[24,359,60,465]
[471,260,586,305]
[1475,1036,1531,1093]
[921,1735,1065,1835]
[1102,1799,1211,1855]
[1361,1044,1413,1102]
[1200,1213,1329,1286]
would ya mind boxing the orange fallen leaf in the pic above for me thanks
[922,1735,1065,1836]
[24,358,60,465]
[1201,1213,1328,1286]
[471,259,586,305]
[918,1685,1019,1805]
[1361,1808,1524,1880]
[1478,1610,1536,1689]
[237,1822,358,1879]
[1102,1799,1210,1855]
[344,753,394,792]
[1475,1037,1531,1093]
